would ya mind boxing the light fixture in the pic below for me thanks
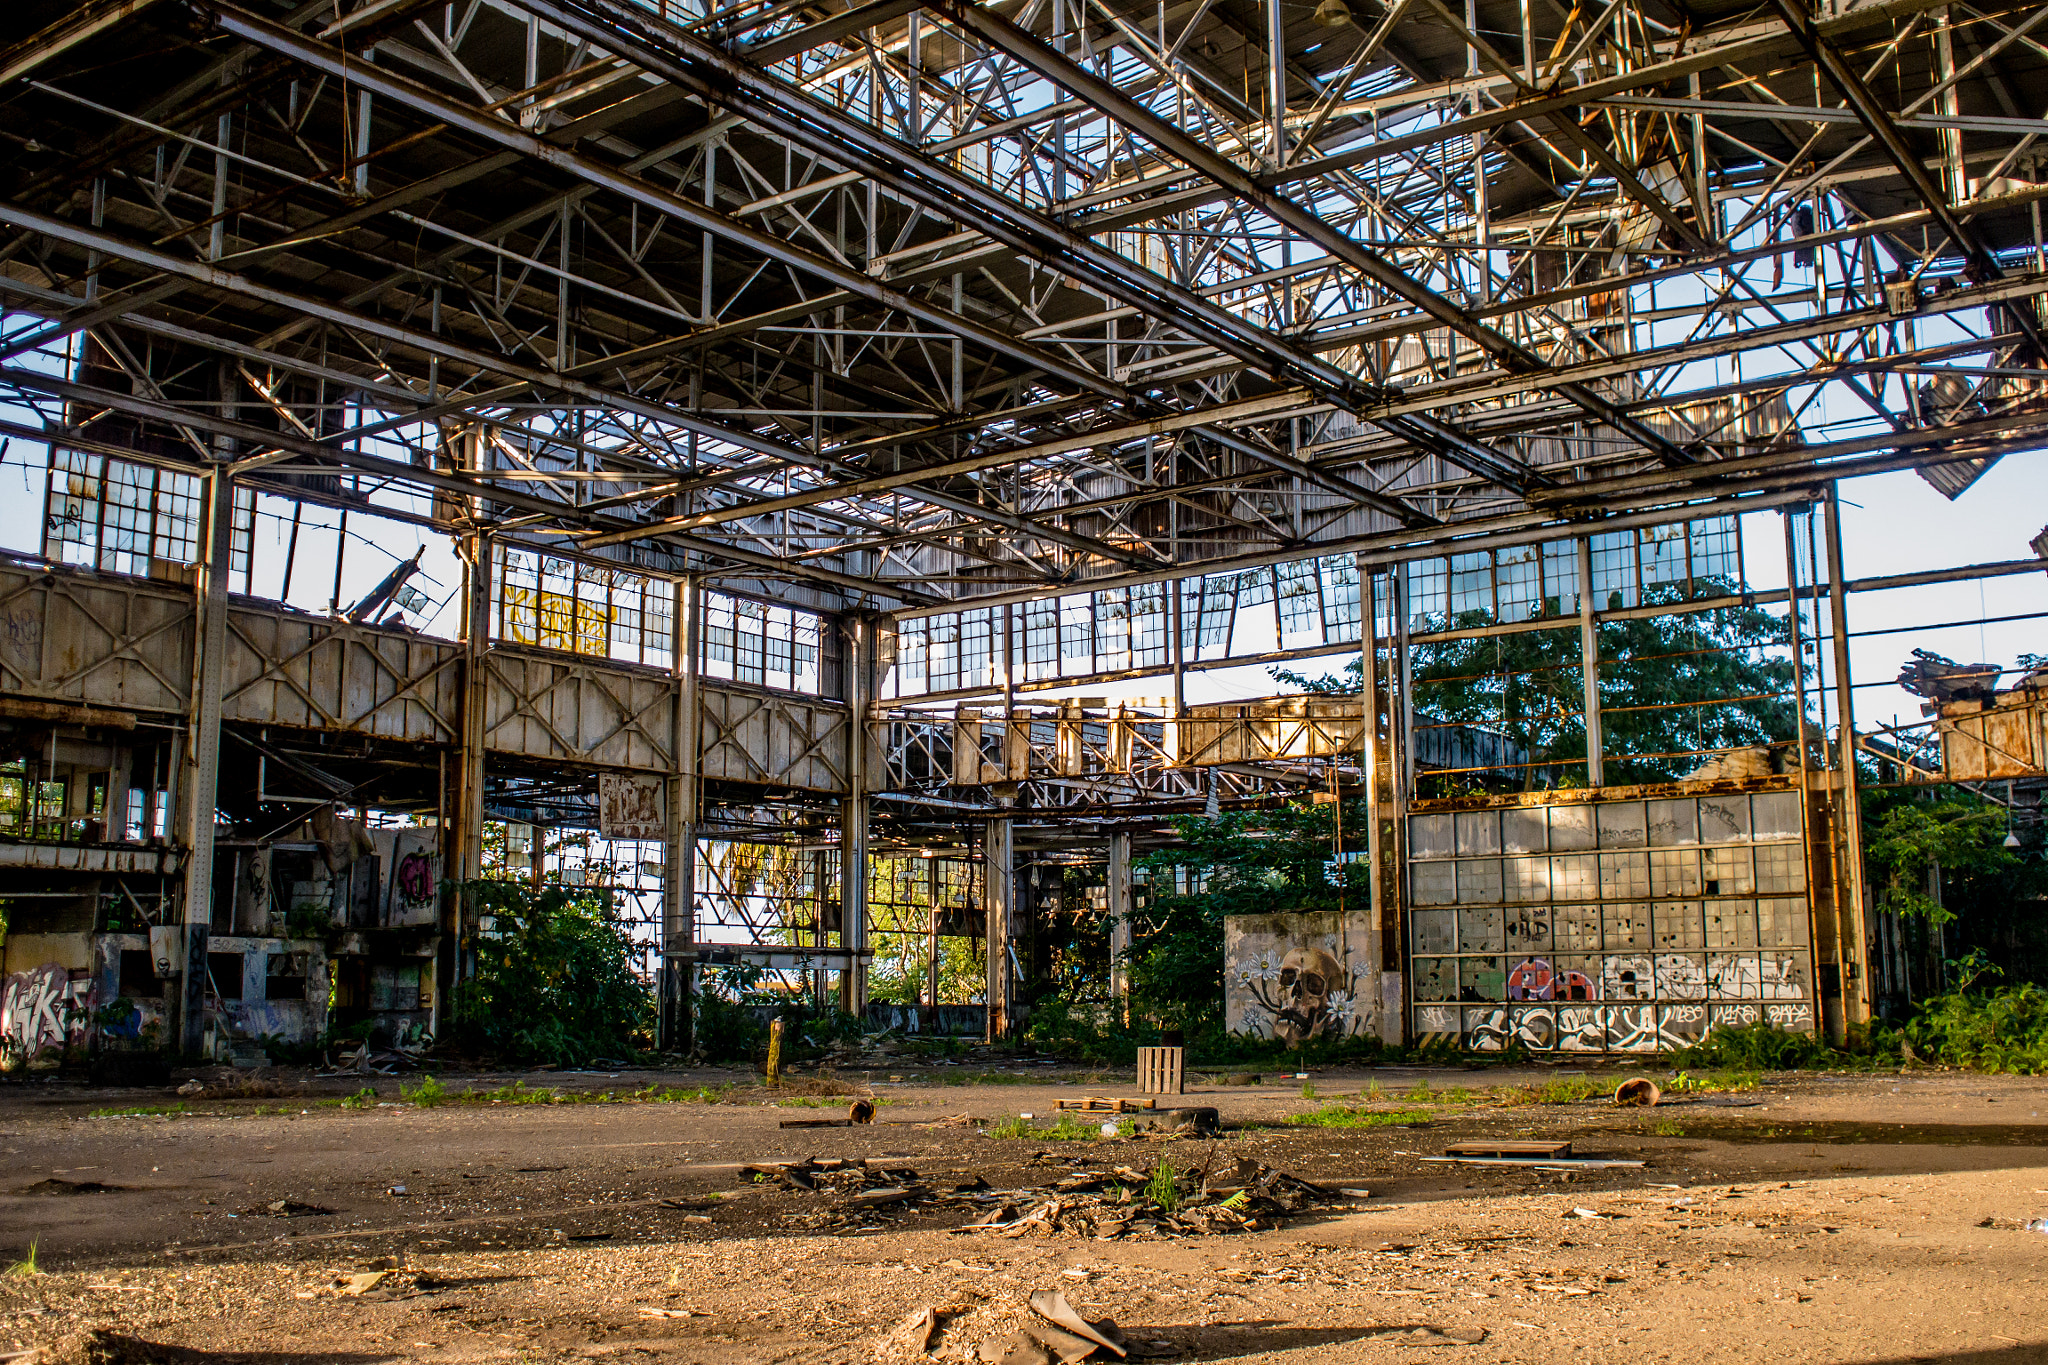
[2005,831,2023,849]
[920,846,937,858]
[1312,0,1357,25]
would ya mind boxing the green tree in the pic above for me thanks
[1861,787,2048,990]
[449,880,653,1065]
[1277,585,1798,791]
[1122,800,1367,1039]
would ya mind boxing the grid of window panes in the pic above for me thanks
[493,546,674,668]
[1404,515,1741,630]
[1406,789,1814,1053]
[886,554,1362,698]
[44,450,253,585]
[700,591,820,693]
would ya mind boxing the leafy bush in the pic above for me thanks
[400,1075,450,1107]
[689,964,770,1062]
[1905,951,2048,1074]
[1669,1022,1840,1071]
[448,880,653,1067]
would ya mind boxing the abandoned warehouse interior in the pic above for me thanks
[1,0,2047,1070]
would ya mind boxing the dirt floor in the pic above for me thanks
[2,1058,2046,1364]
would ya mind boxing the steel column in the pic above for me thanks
[173,461,234,1056]
[1823,487,1873,1030]
[984,813,1015,1040]
[840,614,872,1014]
[1107,829,1133,1024]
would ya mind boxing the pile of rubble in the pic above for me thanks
[746,1152,1354,1239]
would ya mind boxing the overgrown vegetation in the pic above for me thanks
[982,1111,1126,1141]
[448,880,653,1067]
[1669,1021,1842,1071]
[1287,1105,1434,1129]
[1145,1158,1182,1212]
[1901,951,2048,1074]
[397,1076,741,1107]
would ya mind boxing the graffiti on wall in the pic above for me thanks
[378,830,442,927]
[1417,997,1813,1052]
[1225,911,1374,1044]
[1,963,95,1064]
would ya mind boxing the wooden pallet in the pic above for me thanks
[1136,1045,1186,1095]
[1442,1139,1573,1159]
[1054,1096,1158,1113]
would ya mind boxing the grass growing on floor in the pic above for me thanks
[6,1242,39,1277]
[87,1102,193,1118]
[1497,1076,1614,1107]
[982,1112,1130,1141]
[1665,1069,1762,1094]
[772,1094,893,1109]
[1146,1158,1182,1213]
[390,1078,744,1108]
[1287,1105,1435,1129]
[941,1071,1044,1087]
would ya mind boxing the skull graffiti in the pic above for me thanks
[1250,946,1348,1046]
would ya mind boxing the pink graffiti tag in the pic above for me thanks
[396,850,435,907]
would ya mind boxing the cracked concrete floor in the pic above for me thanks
[1,1064,2044,1363]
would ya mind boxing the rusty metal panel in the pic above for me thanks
[484,650,675,771]
[699,686,848,794]
[221,609,461,742]
[1938,692,2045,781]
[0,562,193,715]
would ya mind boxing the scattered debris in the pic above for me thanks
[247,1199,331,1218]
[1028,1290,1125,1357]
[850,1098,877,1124]
[345,1271,389,1296]
[897,1306,940,1351]
[637,1307,705,1319]
[1614,1077,1662,1107]
[956,1157,1335,1240]
[1361,1324,1487,1347]
[19,1179,121,1196]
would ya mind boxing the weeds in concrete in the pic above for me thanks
[87,1102,192,1118]
[1498,1076,1612,1107]
[401,1075,450,1107]
[981,1112,1125,1141]
[6,1242,39,1277]
[1665,1069,1761,1094]
[1145,1159,1181,1213]
[772,1094,893,1109]
[1287,1105,1434,1129]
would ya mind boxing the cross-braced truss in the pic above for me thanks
[2,0,2044,618]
